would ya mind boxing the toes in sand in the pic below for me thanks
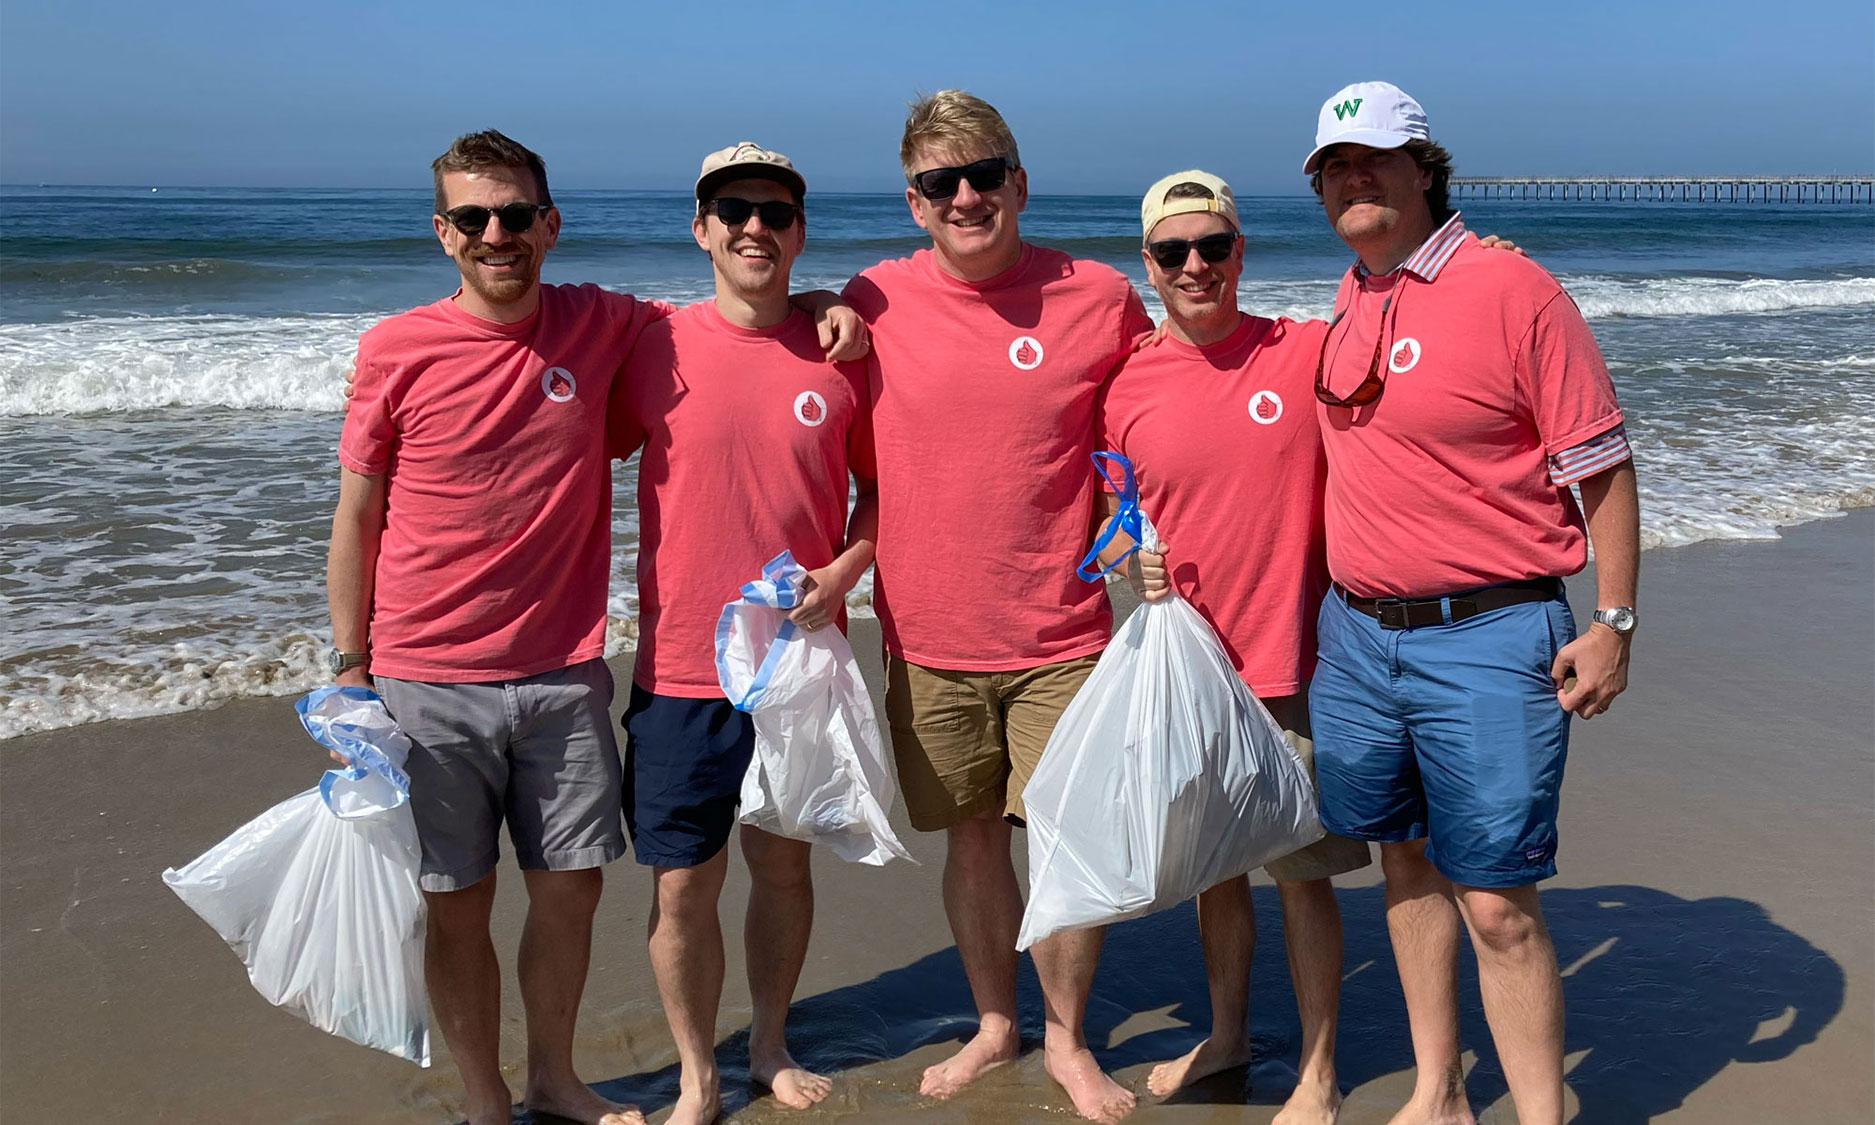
[919,1026,1020,1099]
[1044,1044,1136,1123]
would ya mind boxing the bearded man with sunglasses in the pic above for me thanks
[606,142,876,1125]
[841,90,1153,1123]
[1302,82,1639,1125]
[329,131,865,1125]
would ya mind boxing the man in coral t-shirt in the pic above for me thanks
[1302,83,1640,1125]
[329,131,652,1125]
[608,142,877,1125]
[1095,170,1373,1124]
[841,91,1153,1122]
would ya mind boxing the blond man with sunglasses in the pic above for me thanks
[841,91,1152,1122]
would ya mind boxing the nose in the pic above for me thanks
[1181,247,1209,273]
[741,211,769,235]
[951,178,983,209]
[477,212,512,244]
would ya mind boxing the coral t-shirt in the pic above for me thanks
[1317,221,1625,598]
[610,302,875,697]
[1100,315,1330,697]
[339,284,670,681]
[844,244,1153,671]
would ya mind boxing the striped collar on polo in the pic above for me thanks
[1354,212,1469,281]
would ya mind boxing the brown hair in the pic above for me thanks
[1163,181,1216,202]
[431,130,552,214]
[899,90,1021,183]
[1310,138,1454,223]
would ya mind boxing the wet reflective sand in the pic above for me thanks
[2,510,1869,1122]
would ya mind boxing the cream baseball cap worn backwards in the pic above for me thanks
[1303,82,1430,174]
[695,141,806,202]
[1140,170,1239,240]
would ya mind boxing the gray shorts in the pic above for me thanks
[374,658,628,893]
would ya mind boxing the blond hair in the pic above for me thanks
[899,90,1022,183]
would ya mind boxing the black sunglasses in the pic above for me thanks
[439,202,551,236]
[705,197,800,230]
[912,157,1012,201]
[1314,288,1403,409]
[1146,232,1238,271]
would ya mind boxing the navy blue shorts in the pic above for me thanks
[621,684,755,868]
[1308,585,1577,888]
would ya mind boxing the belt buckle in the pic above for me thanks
[1374,598,1411,630]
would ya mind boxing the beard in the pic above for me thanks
[455,250,540,309]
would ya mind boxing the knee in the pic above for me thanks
[947,813,1011,867]
[526,866,603,916]
[1379,841,1440,888]
[424,873,497,929]
[1462,891,1545,954]
[746,835,812,894]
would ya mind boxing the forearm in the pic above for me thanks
[790,289,840,316]
[1091,492,1136,569]
[1578,460,1639,609]
[326,471,386,658]
[828,482,879,591]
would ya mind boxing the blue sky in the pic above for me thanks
[3,0,1871,194]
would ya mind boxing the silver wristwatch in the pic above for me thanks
[1591,606,1637,635]
[325,648,368,675]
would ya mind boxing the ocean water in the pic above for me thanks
[2,187,1871,739]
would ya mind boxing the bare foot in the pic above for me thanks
[919,1023,1020,1099]
[524,1075,645,1125]
[1272,1073,1342,1125]
[1043,1043,1136,1123]
[1380,1092,1475,1125]
[750,1044,832,1109]
[1145,1034,1252,1097]
[463,1078,515,1125]
[665,1084,722,1125]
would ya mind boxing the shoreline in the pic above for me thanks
[1,509,1870,1122]
[4,502,1870,744]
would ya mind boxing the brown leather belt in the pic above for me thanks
[1335,578,1561,631]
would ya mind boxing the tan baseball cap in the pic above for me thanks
[695,141,806,202]
[1140,170,1239,240]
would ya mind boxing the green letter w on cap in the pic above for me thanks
[1333,97,1364,121]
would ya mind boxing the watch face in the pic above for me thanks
[1601,608,1636,632]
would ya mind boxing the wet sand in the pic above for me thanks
[3,509,1871,1123]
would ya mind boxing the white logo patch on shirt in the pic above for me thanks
[1388,337,1422,374]
[541,366,577,402]
[793,390,827,427]
[1008,336,1044,370]
[1247,389,1284,425]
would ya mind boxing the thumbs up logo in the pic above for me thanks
[793,390,828,427]
[1248,390,1283,425]
[1008,336,1044,370]
[1388,337,1421,374]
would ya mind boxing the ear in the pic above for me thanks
[904,185,931,233]
[433,213,453,255]
[692,212,710,252]
[538,206,561,252]
[1010,166,1029,214]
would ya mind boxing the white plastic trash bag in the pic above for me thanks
[716,550,912,866]
[162,686,430,1065]
[1017,453,1324,951]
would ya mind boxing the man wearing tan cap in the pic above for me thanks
[610,141,879,1125]
[1088,169,1375,1124]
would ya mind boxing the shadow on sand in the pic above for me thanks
[570,883,1841,1123]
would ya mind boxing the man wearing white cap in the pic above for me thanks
[1301,82,1640,1125]
[610,141,878,1125]
[1090,169,1374,1124]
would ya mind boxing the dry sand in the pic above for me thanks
[3,510,1871,1123]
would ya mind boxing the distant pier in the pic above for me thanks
[1451,176,1874,203]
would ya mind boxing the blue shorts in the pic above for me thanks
[1308,585,1577,888]
[621,684,755,868]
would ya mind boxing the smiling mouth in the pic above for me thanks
[475,254,522,268]
[1343,194,1385,207]
[734,246,776,260]
[951,215,991,229]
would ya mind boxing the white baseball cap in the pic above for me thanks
[695,141,806,202]
[1302,81,1430,174]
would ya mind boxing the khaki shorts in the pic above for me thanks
[1261,692,1373,883]
[885,652,1101,831]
